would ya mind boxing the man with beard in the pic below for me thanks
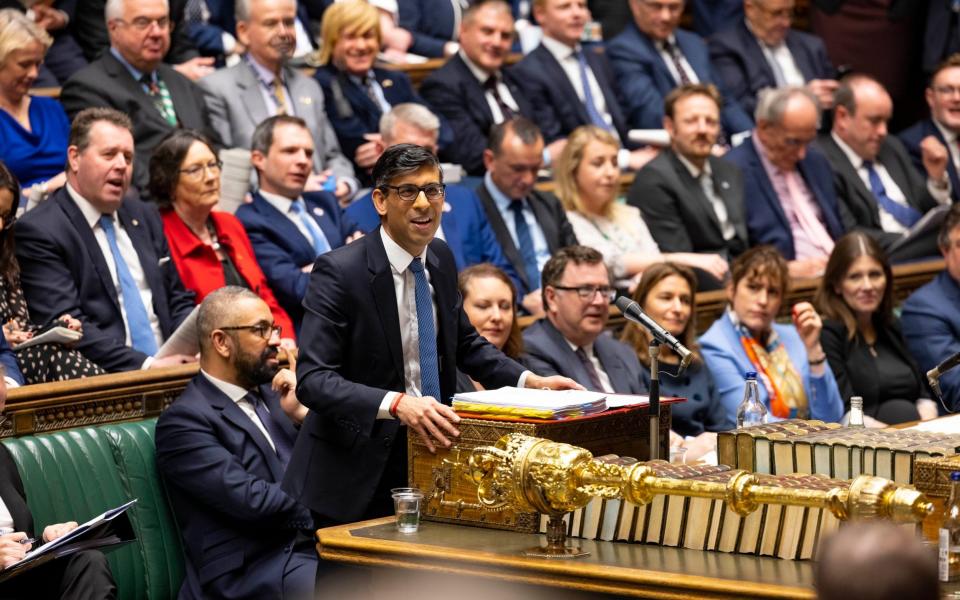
[199,0,357,202]
[155,286,316,599]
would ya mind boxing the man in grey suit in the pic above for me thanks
[627,84,747,262]
[198,0,357,202]
[522,245,647,395]
[817,75,950,262]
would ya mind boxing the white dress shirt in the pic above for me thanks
[66,184,164,355]
[259,190,333,256]
[656,35,700,85]
[565,339,613,393]
[459,50,520,124]
[744,22,805,87]
[675,153,737,241]
[934,119,960,172]
[484,172,551,277]
[540,36,613,129]
[376,228,529,418]
[0,494,13,532]
[201,369,277,451]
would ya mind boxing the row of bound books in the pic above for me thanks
[537,461,861,561]
[717,420,960,484]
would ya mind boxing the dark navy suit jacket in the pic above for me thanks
[344,184,522,290]
[156,375,313,599]
[420,54,560,176]
[725,138,846,259]
[397,0,459,58]
[235,191,358,333]
[708,21,835,118]
[314,65,454,179]
[607,21,753,135]
[902,271,960,413]
[515,42,634,145]
[282,233,526,524]
[521,319,647,394]
[183,0,236,57]
[898,118,960,204]
[14,188,195,373]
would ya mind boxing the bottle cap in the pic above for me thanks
[952,471,960,482]
[745,371,757,379]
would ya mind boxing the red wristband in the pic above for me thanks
[389,393,405,418]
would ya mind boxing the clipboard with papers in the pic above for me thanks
[0,499,138,583]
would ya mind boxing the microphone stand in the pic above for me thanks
[648,339,661,461]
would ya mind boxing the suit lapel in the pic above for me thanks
[594,337,630,393]
[928,121,960,201]
[439,207,466,270]
[822,136,880,226]
[103,53,169,130]
[253,193,316,260]
[784,32,816,81]
[747,142,791,231]
[367,231,405,383]
[427,244,455,393]
[535,45,590,124]
[343,70,380,125]
[259,383,299,452]
[451,55,495,127]
[476,185,530,291]
[710,158,748,242]
[528,191,558,252]
[285,68,319,131]
[741,24,777,85]
[57,191,122,314]
[586,48,625,133]
[238,64,271,132]
[637,30,675,91]
[303,193,343,249]
[668,151,724,236]
[539,320,593,387]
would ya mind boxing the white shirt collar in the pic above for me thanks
[458,49,497,84]
[540,35,580,62]
[259,189,299,213]
[657,33,678,50]
[934,119,958,147]
[564,337,594,355]
[65,183,112,229]
[379,227,428,275]
[830,131,868,170]
[200,369,251,403]
[674,152,712,179]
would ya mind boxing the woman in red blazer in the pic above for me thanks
[149,130,296,346]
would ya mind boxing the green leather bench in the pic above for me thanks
[1,419,184,600]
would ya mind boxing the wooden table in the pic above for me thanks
[317,518,818,599]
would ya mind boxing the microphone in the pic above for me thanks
[927,351,960,399]
[614,296,693,369]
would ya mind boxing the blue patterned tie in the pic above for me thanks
[409,258,442,401]
[508,200,540,292]
[863,161,922,228]
[574,50,612,131]
[289,200,331,255]
[99,215,158,355]
[250,391,292,466]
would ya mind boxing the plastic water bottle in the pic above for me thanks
[737,371,768,428]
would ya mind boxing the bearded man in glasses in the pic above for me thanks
[283,143,582,528]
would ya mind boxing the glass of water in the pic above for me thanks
[391,488,424,534]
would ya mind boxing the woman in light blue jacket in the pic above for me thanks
[700,246,844,429]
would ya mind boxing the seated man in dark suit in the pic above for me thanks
[397,0,463,58]
[902,206,960,413]
[60,0,221,192]
[628,83,748,261]
[281,144,579,527]
[818,74,950,262]
[420,0,562,176]
[708,0,837,119]
[516,0,656,171]
[522,245,647,394]
[156,286,316,599]
[236,115,361,334]
[477,118,579,317]
[313,0,453,184]
[14,108,197,373]
[899,54,960,205]
[344,103,520,289]
[607,0,752,139]
[726,86,847,277]
[0,369,116,600]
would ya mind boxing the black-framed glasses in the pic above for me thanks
[552,285,616,302]
[219,323,282,340]
[380,183,445,203]
[179,159,223,180]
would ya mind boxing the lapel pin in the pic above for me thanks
[131,218,139,226]
[383,79,393,88]
[300,97,312,105]
[720,181,730,190]
[313,206,324,217]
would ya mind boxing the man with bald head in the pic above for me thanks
[60,0,220,192]
[818,75,949,261]
[709,0,837,118]
[726,86,847,277]
[156,286,315,599]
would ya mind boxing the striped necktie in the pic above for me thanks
[140,73,178,127]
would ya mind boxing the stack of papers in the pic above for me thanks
[452,387,608,419]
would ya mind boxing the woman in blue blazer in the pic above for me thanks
[700,246,844,429]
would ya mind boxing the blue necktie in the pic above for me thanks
[290,200,332,256]
[863,161,922,228]
[251,391,292,466]
[409,258,442,401]
[99,215,157,355]
[508,200,540,291]
[574,49,612,131]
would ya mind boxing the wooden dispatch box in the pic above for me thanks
[408,402,674,533]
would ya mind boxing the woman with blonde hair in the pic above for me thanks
[314,0,451,181]
[555,125,729,291]
[0,9,69,203]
